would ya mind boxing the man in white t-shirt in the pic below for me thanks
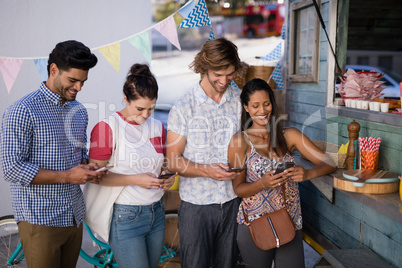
[167,38,242,268]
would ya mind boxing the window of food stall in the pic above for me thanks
[289,0,320,83]
[327,0,402,129]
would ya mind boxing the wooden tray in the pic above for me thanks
[334,169,400,194]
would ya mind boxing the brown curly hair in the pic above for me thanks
[189,37,241,76]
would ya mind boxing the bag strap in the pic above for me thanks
[105,114,119,168]
[242,184,288,225]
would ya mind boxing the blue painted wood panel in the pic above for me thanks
[300,181,402,267]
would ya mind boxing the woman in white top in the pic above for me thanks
[88,63,176,268]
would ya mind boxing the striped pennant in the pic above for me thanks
[179,0,211,28]
[208,27,215,40]
[261,42,282,62]
[231,80,239,89]
[271,62,283,89]
[281,24,286,40]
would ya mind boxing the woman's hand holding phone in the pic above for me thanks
[158,172,176,180]
[260,162,295,189]
[158,171,177,191]
[273,162,295,175]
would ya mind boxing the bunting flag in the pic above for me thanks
[231,80,239,89]
[271,62,283,89]
[178,0,195,18]
[154,16,181,50]
[0,58,23,94]
[261,42,282,62]
[208,27,215,41]
[99,43,121,73]
[1,1,216,93]
[34,58,48,82]
[281,24,286,40]
[128,31,152,63]
[179,0,211,28]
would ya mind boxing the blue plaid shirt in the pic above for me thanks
[0,83,87,227]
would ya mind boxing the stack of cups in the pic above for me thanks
[345,99,389,112]
[345,99,369,110]
[369,101,389,112]
[345,99,370,110]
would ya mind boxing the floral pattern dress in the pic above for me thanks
[236,133,303,230]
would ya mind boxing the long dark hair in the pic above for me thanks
[123,63,158,102]
[240,78,289,156]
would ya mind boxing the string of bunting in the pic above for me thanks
[260,24,286,89]
[0,0,215,94]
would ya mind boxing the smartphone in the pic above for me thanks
[274,162,295,175]
[158,172,176,179]
[228,167,247,172]
[95,166,109,172]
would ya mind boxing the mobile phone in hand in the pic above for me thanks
[228,167,247,172]
[158,172,176,179]
[95,166,109,172]
[274,162,295,175]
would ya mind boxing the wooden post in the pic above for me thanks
[347,121,360,170]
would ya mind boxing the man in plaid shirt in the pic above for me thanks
[1,40,101,268]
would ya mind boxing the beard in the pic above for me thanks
[206,73,228,94]
[53,78,77,103]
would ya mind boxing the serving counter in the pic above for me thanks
[296,157,401,267]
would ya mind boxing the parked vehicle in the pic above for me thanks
[221,3,285,37]
[341,65,402,98]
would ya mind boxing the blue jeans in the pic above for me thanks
[109,199,165,268]
[178,198,240,268]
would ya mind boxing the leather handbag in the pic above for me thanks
[242,185,296,250]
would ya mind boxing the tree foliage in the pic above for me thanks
[154,1,182,25]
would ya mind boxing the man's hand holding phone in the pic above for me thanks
[90,165,112,184]
[95,166,109,172]
[228,167,247,173]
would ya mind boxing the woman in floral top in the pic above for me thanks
[228,78,336,268]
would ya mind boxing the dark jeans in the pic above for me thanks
[178,198,240,268]
[237,223,305,268]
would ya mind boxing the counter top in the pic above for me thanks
[295,157,402,225]
[326,104,402,127]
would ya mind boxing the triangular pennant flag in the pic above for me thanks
[178,0,195,18]
[0,58,23,94]
[179,0,211,28]
[231,80,239,89]
[208,26,215,41]
[261,42,282,61]
[98,43,121,73]
[128,31,152,63]
[271,62,283,89]
[154,16,181,50]
[34,58,48,82]
[281,24,286,40]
